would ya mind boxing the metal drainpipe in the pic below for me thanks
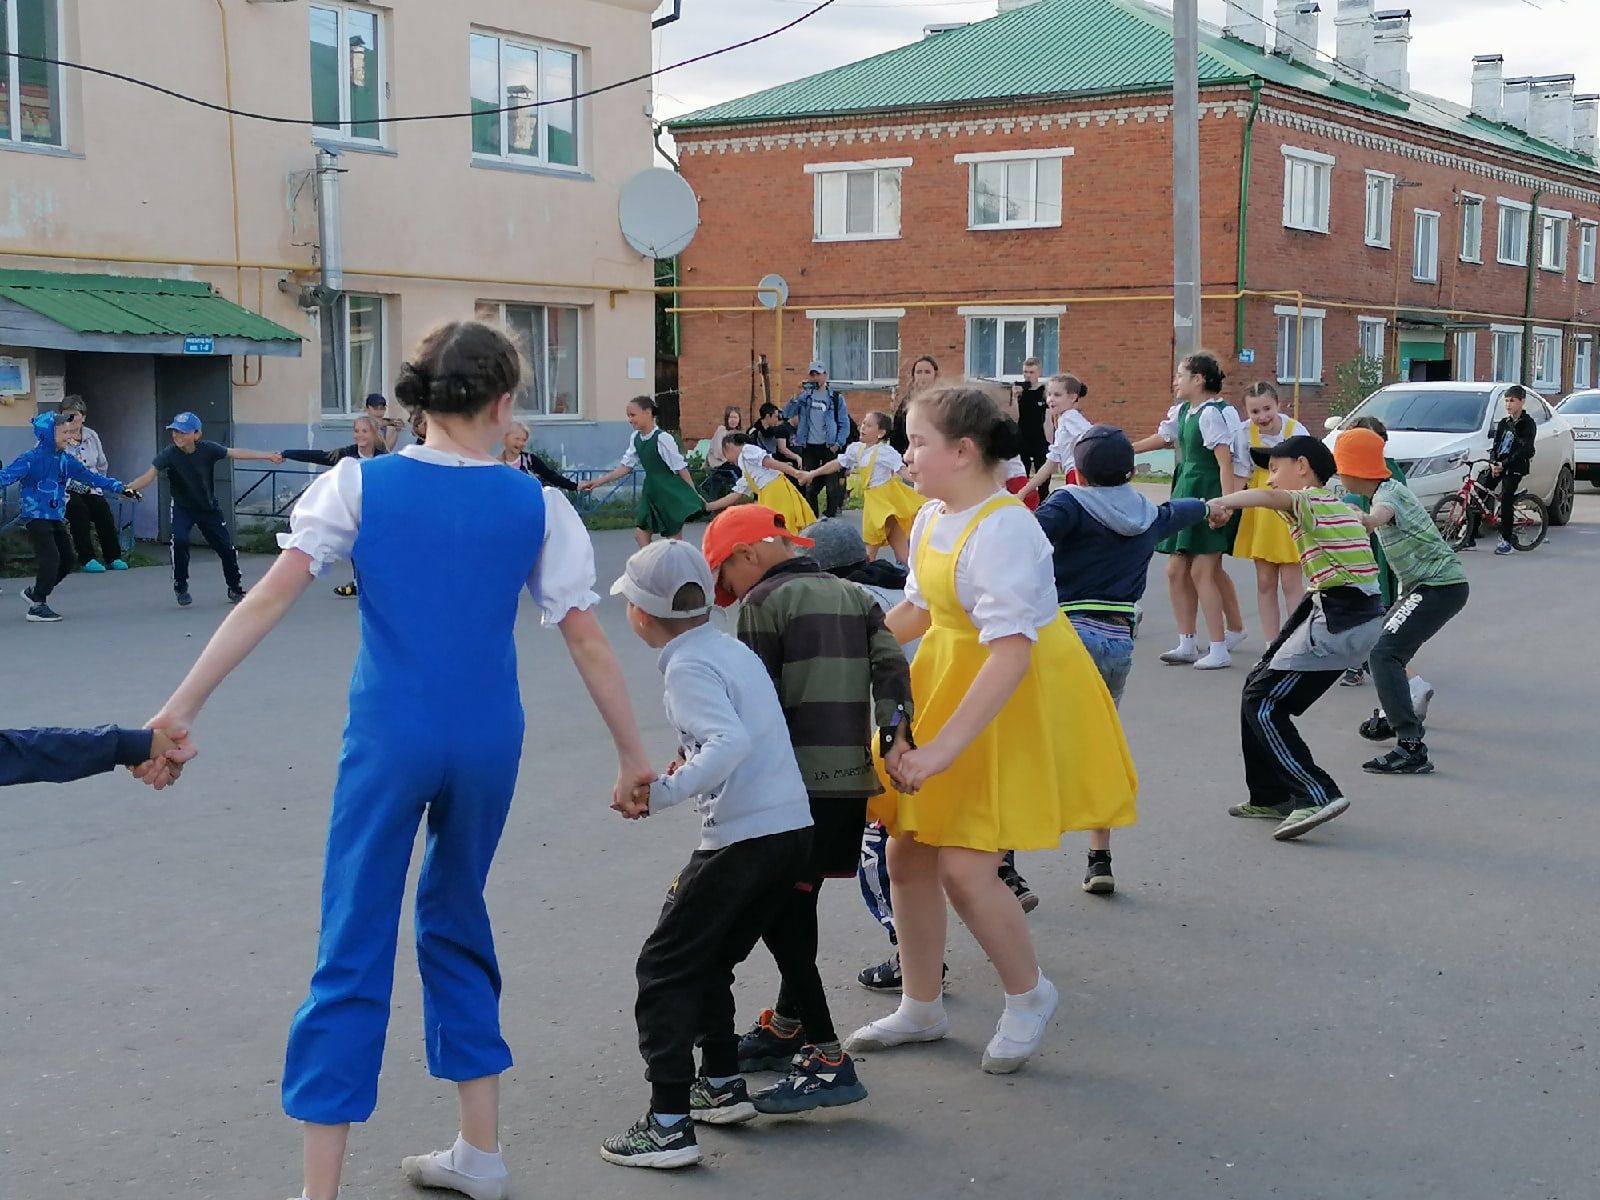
[1234,78,1264,357]
[315,149,347,415]
[1522,188,1542,384]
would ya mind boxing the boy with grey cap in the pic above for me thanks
[601,539,814,1170]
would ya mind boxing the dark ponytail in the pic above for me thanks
[1050,373,1088,400]
[912,385,1020,467]
[1180,350,1226,395]
[395,321,522,416]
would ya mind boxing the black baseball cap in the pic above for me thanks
[1249,434,1337,484]
[1073,425,1136,486]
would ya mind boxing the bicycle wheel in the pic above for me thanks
[1429,494,1471,549]
[1507,492,1548,551]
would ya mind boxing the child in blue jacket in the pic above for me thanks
[0,410,139,623]
[1,725,189,788]
[1035,426,1207,894]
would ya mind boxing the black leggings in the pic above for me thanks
[26,520,77,603]
[766,876,837,1044]
[66,492,121,565]
[1466,469,1522,543]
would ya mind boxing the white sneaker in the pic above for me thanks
[1411,681,1435,723]
[400,1150,508,1200]
[1193,647,1232,670]
[1159,642,1198,665]
[1225,628,1249,651]
[844,1012,950,1053]
[981,977,1059,1074]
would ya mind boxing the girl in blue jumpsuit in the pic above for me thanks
[144,321,654,1200]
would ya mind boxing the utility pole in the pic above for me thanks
[1172,0,1202,360]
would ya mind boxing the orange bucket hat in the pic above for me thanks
[1333,427,1390,481]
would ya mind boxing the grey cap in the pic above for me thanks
[799,517,866,572]
[610,539,715,619]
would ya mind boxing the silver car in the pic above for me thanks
[1555,389,1600,490]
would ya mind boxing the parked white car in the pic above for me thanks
[1555,389,1600,489]
[1324,382,1577,526]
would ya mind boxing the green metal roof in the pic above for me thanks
[0,269,301,342]
[668,0,1597,176]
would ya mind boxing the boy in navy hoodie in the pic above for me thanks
[2,725,191,787]
[1035,426,1208,893]
[0,410,139,622]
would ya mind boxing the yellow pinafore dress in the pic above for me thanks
[745,467,817,534]
[858,446,927,548]
[869,495,1139,851]
[1232,418,1303,565]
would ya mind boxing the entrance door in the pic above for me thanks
[154,357,234,539]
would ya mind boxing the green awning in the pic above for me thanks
[0,268,301,351]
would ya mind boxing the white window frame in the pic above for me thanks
[1454,331,1477,382]
[1574,335,1594,390]
[1577,220,1597,284]
[329,293,387,417]
[1490,324,1524,383]
[1497,198,1532,267]
[1532,327,1563,392]
[469,30,583,170]
[1274,304,1326,384]
[1364,171,1394,248]
[806,158,908,243]
[959,305,1064,382]
[1,0,65,149]
[1412,209,1441,283]
[1357,316,1386,365]
[310,2,386,146]
[1458,193,1484,263]
[478,300,585,419]
[805,308,905,387]
[955,147,1072,231]
[1539,208,1571,274]
[1281,146,1334,234]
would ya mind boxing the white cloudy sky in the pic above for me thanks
[650,0,1595,123]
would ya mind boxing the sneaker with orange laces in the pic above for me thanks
[736,1008,805,1073]
[752,1047,868,1114]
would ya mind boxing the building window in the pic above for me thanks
[1358,317,1386,365]
[963,310,1060,381]
[1364,172,1394,247]
[326,294,386,416]
[1533,328,1562,392]
[478,301,583,416]
[469,31,580,168]
[1497,198,1531,266]
[310,4,384,143]
[1413,210,1440,283]
[0,0,62,147]
[1578,221,1597,284]
[1454,331,1477,382]
[812,314,900,385]
[1539,211,1570,273]
[807,159,906,241]
[956,149,1069,230]
[1275,305,1325,384]
[1574,336,1594,390]
[1459,194,1483,262]
[1281,146,1333,234]
[1491,327,1523,383]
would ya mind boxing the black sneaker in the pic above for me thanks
[26,603,63,623]
[752,1047,868,1114]
[688,1074,756,1125]
[737,1008,805,1072]
[22,585,37,605]
[999,860,1040,913]
[1358,709,1394,741]
[1363,742,1434,775]
[175,591,193,607]
[1339,667,1367,686]
[599,1112,700,1170]
[856,951,949,993]
[1083,854,1115,895]
[227,587,247,604]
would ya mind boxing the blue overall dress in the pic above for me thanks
[282,452,545,1125]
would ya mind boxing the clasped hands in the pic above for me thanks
[127,723,199,791]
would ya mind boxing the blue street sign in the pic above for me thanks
[183,336,215,355]
[1239,348,1256,364]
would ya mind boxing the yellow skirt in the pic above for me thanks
[1233,505,1298,564]
[870,615,1138,851]
[862,477,926,546]
[755,475,817,533]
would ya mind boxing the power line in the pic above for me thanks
[0,0,841,128]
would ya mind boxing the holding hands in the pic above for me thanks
[128,722,198,791]
[1205,498,1235,529]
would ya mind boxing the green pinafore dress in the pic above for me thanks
[634,430,704,537]
[1156,399,1237,556]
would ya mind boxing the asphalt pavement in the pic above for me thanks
[4,490,1599,1200]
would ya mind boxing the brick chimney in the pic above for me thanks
[1503,77,1533,130]
[1370,9,1411,93]
[1273,2,1321,64]
[1529,75,1576,151]
[1224,0,1268,50]
[1575,95,1599,160]
[1470,55,1504,122]
[1334,0,1374,80]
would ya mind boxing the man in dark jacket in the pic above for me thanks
[1463,384,1537,554]
[781,362,850,518]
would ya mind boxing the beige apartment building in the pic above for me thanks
[0,0,661,536]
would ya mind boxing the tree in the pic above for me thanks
[1329,355,1385,418]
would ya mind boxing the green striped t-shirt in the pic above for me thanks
[1372,479,1468,591]
[1286,487,1380,593]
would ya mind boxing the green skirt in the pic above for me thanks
[637,474,703,536]
[1156,462,1236,555]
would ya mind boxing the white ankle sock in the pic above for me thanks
[1176,634,1196,650]
[881,994,945,1032]
[1207,640,1229,657]
[450,1134,507,1180]
[1410,676,1430,698]
[1004,971,1053,1013]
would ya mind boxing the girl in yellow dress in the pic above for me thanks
[843,386,1138,1075]
[801,411,926,563]
[1229,382,1307,641]
[702,430,817,532]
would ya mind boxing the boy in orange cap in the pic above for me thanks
[1334,427,1469,776]
[701,505,913,1114]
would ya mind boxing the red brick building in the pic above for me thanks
[665,0,1600,441]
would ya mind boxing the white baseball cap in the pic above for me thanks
[610,539,715,618]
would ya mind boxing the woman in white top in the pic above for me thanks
[1015,374,1093,503]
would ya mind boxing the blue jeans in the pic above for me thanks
[1070,618,1134,707]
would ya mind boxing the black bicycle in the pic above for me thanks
[1428,458,1548,551]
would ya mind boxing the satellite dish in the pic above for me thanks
[756,274,790,309]
[619,168,700,258]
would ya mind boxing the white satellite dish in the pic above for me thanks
[756,273,790,309]
[619,168,700,259]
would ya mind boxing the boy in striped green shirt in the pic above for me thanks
[1206,436,1385,842]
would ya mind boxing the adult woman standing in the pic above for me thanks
[1132,352,1248,671]
[889,356,940,455]
[60,396,128,572]
[499,421,579,491]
